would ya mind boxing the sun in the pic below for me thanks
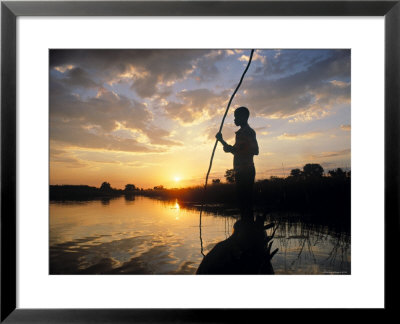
[174,176,181,182]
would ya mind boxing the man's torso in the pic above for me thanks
[233,125,259,170]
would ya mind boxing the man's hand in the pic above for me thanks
[216,132,232,153]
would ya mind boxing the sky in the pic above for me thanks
[49,49,351,189]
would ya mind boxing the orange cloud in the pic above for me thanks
[277,131,322,140]
[309,148,351,159]
[340,124,351,131]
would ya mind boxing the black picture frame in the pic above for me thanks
[1,0,398,322]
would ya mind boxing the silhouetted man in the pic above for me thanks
[216,106,259,221]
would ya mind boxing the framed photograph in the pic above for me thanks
[1,0,398,321]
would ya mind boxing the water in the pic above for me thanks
[50,196,350,274]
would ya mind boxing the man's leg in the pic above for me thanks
[235,171,245,219]
[236,166,255,222]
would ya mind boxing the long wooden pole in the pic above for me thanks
[199,49,255,256]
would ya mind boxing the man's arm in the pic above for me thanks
[216,132,235,153]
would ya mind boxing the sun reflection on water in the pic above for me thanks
[50,196,350,274]
[174,200,180,210]
[174,199,180,220]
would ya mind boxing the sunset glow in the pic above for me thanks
[49,49,351,189]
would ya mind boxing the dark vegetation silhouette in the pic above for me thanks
[49,164,350,231]
[50,163,350,215]
[125,184,136,191]
[139,164,350,209]
[270,218,350,274]
[224,169,235,183]
[302,163,324,177]
[100,181,112,191]
[50,182,139,201]
[142,164,350,233]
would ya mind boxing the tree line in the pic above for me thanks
[140,163,350,214]
[50,163,350,216]
[216,163,350,184]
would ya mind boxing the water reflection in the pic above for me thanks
[124,194,135,202]
[100,198,111,206]
[50,196,350,274]
[272,222,350,274]
[197,216,278,274]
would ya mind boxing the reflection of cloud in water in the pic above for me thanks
[170,261,197,274]
[50,196,350,274]
[50,232,190,274]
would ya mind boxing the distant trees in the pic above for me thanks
[289,164,324,179]
[328,168,348,178]
[303,163,324,178]
[290,168,302,177]
[224,169,235,183]
[154,185,164,190]
[100,182,112,191]
[125,184,136,192]
[289,164,351,180]
[212,179,221,184]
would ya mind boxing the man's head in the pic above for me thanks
[234,106,250,126]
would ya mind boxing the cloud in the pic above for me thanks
[330,80,350,88]
[50,80,179,152]
[276,131,322,140]
[192,50,228,83]
[50,49,218,98]
[143,126,183,146]
[340,124,351,131]
[50,49,235,153]
[163,88,230,124]
[51,81,149,132]
[239,51,267,65]
[50,121,159,153]
[61,67,99,89]
[53,64,75,73]
[274,50,282,59]
[204,123,237,142]
[49,49,351,162]
[257,49,331,78]
[50,147,88,168]
[253,125,270,136]
[309,148,351,159]
[242,50,350,121]
[261,152,275,157]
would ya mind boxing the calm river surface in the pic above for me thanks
[50,196,350,274]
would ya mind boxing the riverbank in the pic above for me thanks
[140,176,350,213]
[51,175,350,210]
[50,185,126,201]
[50,175,351,234]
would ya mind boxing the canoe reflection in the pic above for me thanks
[196,214,278,274]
